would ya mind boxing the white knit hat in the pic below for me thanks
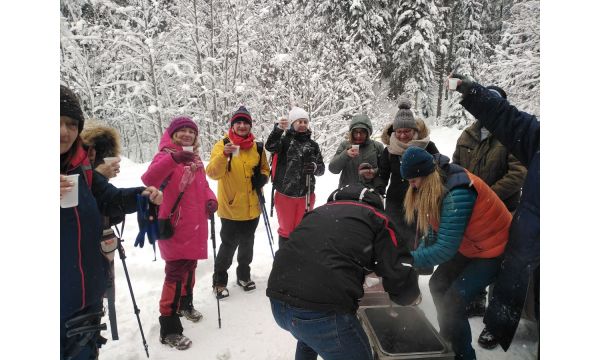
[288,106,310,125]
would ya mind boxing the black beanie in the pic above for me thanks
[229,106,252,127]
[400,146,435,179]
[60,85,85,134]
[486,85,507,99]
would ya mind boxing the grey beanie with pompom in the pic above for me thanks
[393,98,417,130]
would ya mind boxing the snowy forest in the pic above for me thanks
[60,0,540,163]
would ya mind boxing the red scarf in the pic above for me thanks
[227,128,256,150]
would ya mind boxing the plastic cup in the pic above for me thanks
[182,146,194,152]
[231,145,240,157]
[60,174,79,208]
[448,78,459,90]
[103,157,119,165]
[352,144,360,152]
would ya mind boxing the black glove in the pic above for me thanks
[251,166,268,190]
[302,162,317,175]
[171,151,195,164]
[450,73,474,95]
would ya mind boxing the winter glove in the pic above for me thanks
[251,165,268,190]
[206,199,218,215]
[171,150,195,164]
[450,73,475,95]
[302,162,317,175]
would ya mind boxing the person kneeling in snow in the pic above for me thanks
[267,184,420,360]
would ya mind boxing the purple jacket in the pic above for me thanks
[141,131,216,261]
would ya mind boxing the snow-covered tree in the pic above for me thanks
[482,0,539,116]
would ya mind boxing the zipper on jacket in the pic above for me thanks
[74,207,86,309]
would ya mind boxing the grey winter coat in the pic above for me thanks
[329,114,385,190]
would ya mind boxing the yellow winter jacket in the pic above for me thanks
[206,138,270,221]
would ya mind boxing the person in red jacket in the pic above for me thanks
[141,116,217,350]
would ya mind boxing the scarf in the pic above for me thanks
[227,128,256,150]
[388,134,431,156]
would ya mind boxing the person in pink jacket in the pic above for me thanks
[141,116,218,350]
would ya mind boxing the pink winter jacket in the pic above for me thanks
[141,132,217,261]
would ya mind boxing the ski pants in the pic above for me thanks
[213,217,259,286]
[274,191,315,238]
[429,253,501,360]
[159,259,198,317]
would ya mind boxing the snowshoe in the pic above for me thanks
[214,286,229,300]
[477,327,498,349]
[178,307,203,323]
[160,333,192,350]
[237,279,256,292]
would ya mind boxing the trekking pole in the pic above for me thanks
[116,237,150,358]
[258,190,275,258]
[305,174,311,213]
[210,213,222,329]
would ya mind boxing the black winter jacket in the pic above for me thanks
[61,148,143,329]
[265,126,325,197]
[266,184,420,314]
[460,83,539,350]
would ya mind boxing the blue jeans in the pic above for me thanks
[270,299,373,360]
[429,253,501,360]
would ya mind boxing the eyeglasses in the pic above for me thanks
[395,129,414,135]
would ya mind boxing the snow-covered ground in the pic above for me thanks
[102,126,538,359]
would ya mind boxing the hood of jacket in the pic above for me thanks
[80,124,121,159]
[326,184,384,210]
[381,118,430,145]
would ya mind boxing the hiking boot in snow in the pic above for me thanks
[160,333,192,350]
[237,279,256,292]
[213,286,229,300]
[178,307,203,322]
[477,327,498,349]
[466,294,487,317]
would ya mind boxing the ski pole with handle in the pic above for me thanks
[114,218,150,358]
[258,189,275,258]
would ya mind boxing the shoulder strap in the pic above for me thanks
[256,141,263,163]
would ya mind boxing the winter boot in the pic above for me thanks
[237,279,256,292]
[477,327,498,349]
[177,296,203,323]
[213,285,230,300]
[159,315,190,350]
[466,292,487,317]
[160,333,192,350]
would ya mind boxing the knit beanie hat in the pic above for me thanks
[288,106,310,125]
[229,106,252,127]
[486,85,507,99]
[60,85,85,134]
[393,98,417,130]
[349,114,373,136]
[400,146,435,179]
[167,116,198,137]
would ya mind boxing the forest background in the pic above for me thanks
[59,0,540,162]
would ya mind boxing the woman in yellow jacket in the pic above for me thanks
[206,106,270,299]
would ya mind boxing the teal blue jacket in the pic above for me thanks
[410,161,477,268]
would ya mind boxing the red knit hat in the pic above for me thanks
[229,106,252,127]
[167,116,198,136]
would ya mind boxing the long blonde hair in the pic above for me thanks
[404,167,446,234]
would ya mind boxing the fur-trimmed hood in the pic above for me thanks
[80,124,122,160]
[381,118,431,145]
